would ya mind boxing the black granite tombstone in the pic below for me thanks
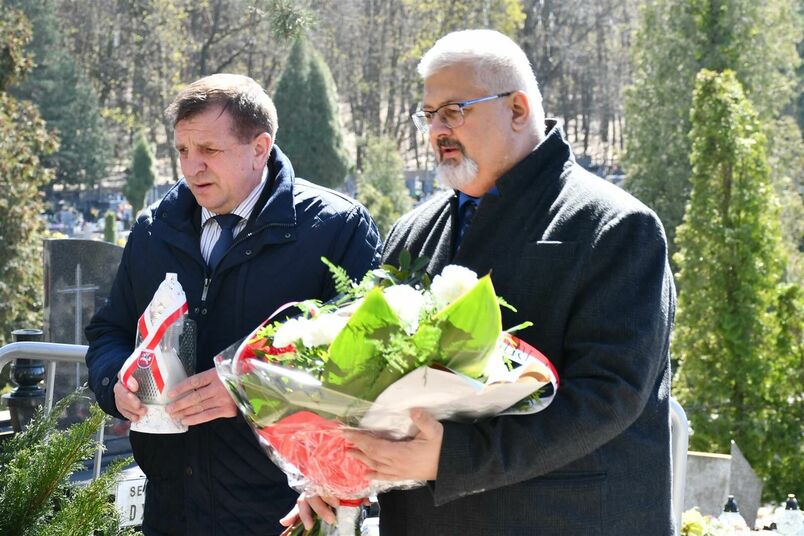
[43,239,130,464]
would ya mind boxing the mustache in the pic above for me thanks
[437,138,464,151]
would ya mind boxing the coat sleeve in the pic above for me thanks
[84,230,141,420]
[322,203,382,294]
[432,209,675,505]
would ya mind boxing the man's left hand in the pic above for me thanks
[166,369,237,425]
[343,408,443,481]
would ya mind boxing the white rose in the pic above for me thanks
[383,284,425,333]
[430,265,479,309]
[272,317,309,348]
[302,313,350,347]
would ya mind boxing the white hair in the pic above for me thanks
[437,153,479,190]
[418,30,545,137]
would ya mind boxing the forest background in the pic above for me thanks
[0,0,801,505]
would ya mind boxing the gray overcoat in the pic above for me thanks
[379,122,675,535]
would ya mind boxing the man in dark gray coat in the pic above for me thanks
[290,30,675,535]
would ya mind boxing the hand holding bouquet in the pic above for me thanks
[215,254,558,534]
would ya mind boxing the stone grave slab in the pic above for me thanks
[43,238,130,465]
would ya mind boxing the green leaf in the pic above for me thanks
[322,288,405,400]
[410,255,429,274]
[505,321,533,334]
[398,249,411,272]
[435,275,502,376]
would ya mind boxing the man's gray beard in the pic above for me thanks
[436,155,479,191]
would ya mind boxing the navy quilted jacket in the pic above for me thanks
[86,145,381,535]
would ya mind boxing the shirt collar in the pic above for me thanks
[457,185,499,210]
[201,166,268,227]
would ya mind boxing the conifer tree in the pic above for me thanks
[103,211,117,244]
[273,37,350,188]
[0,8,57,346]
[673,69,799,499]
[6,0,112,189]
[124,131,156,215]
[0,390,132,535]
[624,0,800,258]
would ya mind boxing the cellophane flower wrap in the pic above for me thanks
[214,254,559,535]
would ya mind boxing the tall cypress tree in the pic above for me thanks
[273,37,350,188]
[673,69,799,499]
[624,0,800,259]
[123,131,156,216]
[0,8,58,346]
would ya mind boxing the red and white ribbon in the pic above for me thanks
[498,333,559,407]
[120,301,188,393]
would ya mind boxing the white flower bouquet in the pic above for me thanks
[214,254,559,535]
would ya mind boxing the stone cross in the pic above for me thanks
[56,264,99,388]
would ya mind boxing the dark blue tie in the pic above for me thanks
[458,200,478,245]
[208,214,241,270]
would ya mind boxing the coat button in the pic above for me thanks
[201,308,208,315]
[185,467,193,476]
[193,306,199,314]
[102,377,110,386]
[284,233,291,239]
[245,249,252,256]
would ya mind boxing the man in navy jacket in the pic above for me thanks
[85,73,381,535]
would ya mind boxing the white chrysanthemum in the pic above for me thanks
[272,317,309,348]
[383,285,425,333]
[430,265,479,309]
[302,313,350,347]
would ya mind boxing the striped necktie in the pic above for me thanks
[208,214,242,270]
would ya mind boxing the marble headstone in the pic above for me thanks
[43,239,130,464]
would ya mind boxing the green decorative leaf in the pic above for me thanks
[322,288,405,400]
[435,275,502,376]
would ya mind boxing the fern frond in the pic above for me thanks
[321,257,356,296]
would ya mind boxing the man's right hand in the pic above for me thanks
[279,493,338,532]
[113,376,148,422]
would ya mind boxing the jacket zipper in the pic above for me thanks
[201,277,210,302]
[198,221,294,306]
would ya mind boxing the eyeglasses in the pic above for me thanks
[411,91,514,134]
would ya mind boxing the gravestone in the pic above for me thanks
[43,238,130,467]
[684,442,763,528]
[684,451,732,517]
[729,441,763,528]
